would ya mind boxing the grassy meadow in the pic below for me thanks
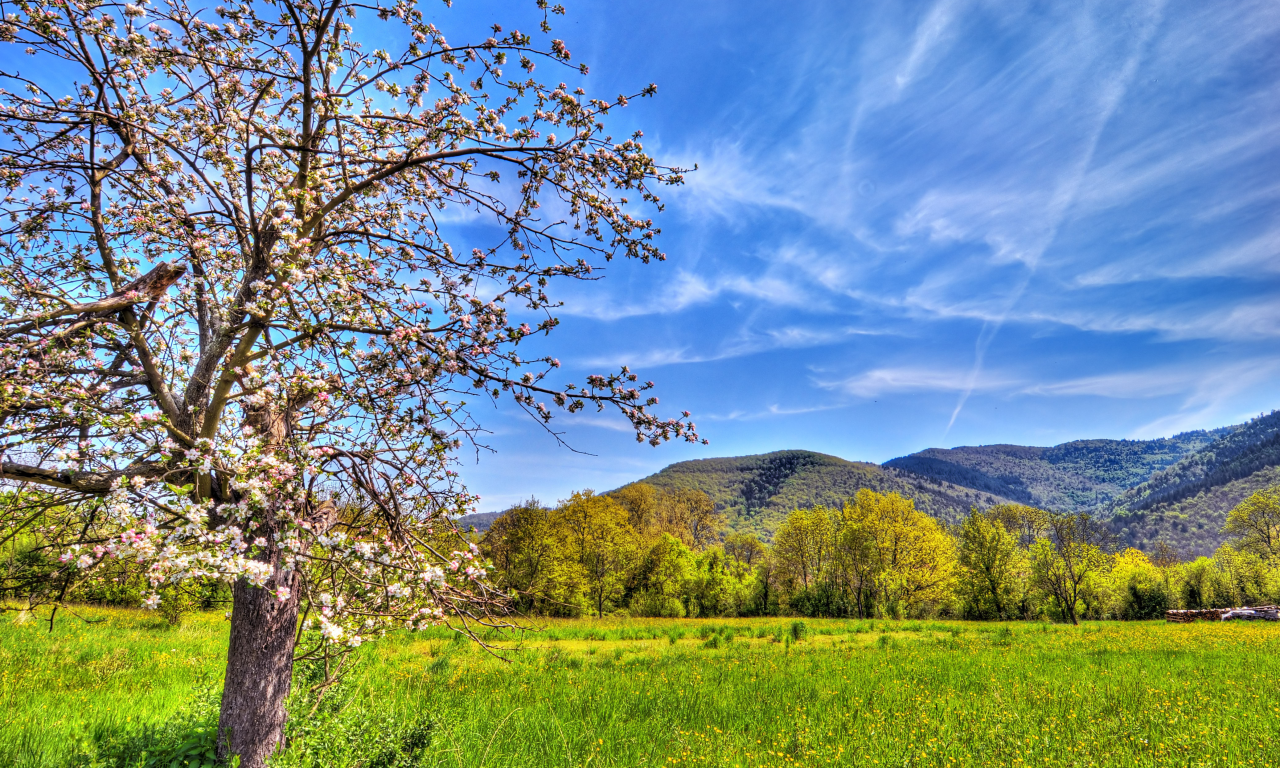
[2,608,1279,767]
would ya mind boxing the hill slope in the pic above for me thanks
[883,431,1228,511]
[1107,412,1280,515]
[1110,464,1280,556]
[628,450,1020,538]
[473,412,1280,554]
[882,412,1280,556]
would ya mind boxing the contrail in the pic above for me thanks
[942,0,1164,438]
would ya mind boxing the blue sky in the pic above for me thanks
[459,0,1280,511]
[6,2,1275,509]
[22,0,1270,509]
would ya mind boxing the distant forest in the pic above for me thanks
[452,412,1280,624]
[473,484,1280,623]
[460,411,1280,557]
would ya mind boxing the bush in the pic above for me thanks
[629,591,686,618]
[789,621,808,642]
[158,583,200,627]
[787,583,852,618]
[1120,581,1170,620]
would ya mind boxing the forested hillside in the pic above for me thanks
[883,431,1227,510]
[471,412,1280,552]
[1108,412,1280,514]
[881,412,1280,556]
[1111,465,1280,555]
[628,450,1019,538]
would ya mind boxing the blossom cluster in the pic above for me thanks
[0,0,697,655]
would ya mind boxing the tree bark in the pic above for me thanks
[1062,584,1079,625]
[217,569,299,767]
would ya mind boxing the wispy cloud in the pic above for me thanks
[818,366,1021,399]
[456,0,1280,508]
[561,268,817,321]
[1021,370,1194,400]
[1128,360,1280,437]
[581,323,895,371]
[701,402,850,422]
[668,143,808,220]
[818,357,1280,423]
[894,0,965,95]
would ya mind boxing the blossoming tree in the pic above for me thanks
[0,0,701,762]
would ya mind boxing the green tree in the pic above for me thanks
[610,483,662,535]
[1223,487,1280,557]
[772,506,833,591]
[1029,512,1113,624]
[1107,548,1169,620]
[724,532,767,573]
[987,503,1051,549]
[853,490,957,618]
[957,510,1024,620]
[686,547,749,617]
[1180,556,1230,609]
[560,492,638,617]
[1211,544,1277,608]
[745,554,784,616]
[629,533,692,618]
[656,488,724,550]
[481,500,584,615]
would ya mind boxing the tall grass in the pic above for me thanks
[0,606,228,766]
[3,610,1279,767]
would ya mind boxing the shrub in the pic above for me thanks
[787,583,852,618]
[157,583,198,627]
[630,591,686,619]
[1121,581,1170,620]
[789,621,809,642]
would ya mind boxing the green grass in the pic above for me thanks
[3,608,1280,767]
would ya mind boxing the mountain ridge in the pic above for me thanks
[465,411,1280,556]
[620,411,1280,555]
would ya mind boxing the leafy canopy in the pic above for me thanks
[0,0,700,648]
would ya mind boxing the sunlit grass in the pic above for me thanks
[3,609,1279,767]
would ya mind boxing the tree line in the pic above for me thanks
[8,484,1277,625]
[479,485,1280,623]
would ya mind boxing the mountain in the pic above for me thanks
[469,411,1280,556]
[626,450,1021,538]
[455,511,503,534]
[1110,465,1280,556]
[882,431,1229,511]
[1107,412,1280,514]
[1101,412,1280,554]
[883,412,1280,556]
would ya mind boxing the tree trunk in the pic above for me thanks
[1063,587,1079,625]
[218,570,300,767]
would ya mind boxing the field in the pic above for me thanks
[2,609,1279,767]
